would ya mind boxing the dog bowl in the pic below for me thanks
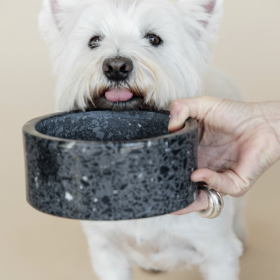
[23,110,198,220]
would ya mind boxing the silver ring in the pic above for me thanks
[197,186,224,219]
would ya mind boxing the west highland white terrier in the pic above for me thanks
[39,0,246,279]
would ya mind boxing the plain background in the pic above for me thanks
[1,0,280,279]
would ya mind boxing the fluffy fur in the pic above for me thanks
[39,0,245,279]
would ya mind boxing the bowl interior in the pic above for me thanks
[35,110,170,142]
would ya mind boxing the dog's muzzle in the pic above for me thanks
[87,56,155,111]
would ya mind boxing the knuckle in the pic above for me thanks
[170,99,182,109]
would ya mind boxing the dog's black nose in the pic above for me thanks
[103,57,133,81]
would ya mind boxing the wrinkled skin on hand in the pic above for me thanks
[168,96,280,215]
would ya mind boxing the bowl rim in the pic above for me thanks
[23,109,198,145]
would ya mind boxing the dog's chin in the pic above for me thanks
[87,96,155,111]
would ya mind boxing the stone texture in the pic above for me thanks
[23,110,198,220]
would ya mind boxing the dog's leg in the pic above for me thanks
[82,222,132,280]
[199,235,243,280]
[88,241,132,280]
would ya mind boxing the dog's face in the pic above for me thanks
[39,0,223,111]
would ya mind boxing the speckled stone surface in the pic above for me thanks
[23,110,198,220]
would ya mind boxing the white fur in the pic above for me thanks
[39,0,245,279]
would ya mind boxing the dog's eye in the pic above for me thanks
[146,34,162,46]
[88,36,101,49]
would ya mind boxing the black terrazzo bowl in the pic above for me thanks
[23,110,198,220]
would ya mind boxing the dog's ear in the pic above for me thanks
[173,0,223,38]
[49,0,61,30]
[39,0,83,59]
[39,0,64,51]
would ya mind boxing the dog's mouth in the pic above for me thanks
[87,88,155,111]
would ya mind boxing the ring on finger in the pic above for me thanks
[197,186,225,219]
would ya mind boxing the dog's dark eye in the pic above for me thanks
[88,36,101,49]
[146,34,162,46]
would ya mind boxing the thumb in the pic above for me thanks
[168,96,219,132]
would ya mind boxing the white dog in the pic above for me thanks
[39,0,245,279]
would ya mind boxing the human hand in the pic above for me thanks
[168,96,280,215]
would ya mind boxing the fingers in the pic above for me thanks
[172,168,248,216]
[168,96,218,132]
[191,168,246,197]
[171,189,209,215]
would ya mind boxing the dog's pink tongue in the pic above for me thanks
[105,89,133,102]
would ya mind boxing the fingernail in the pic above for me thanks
[169,113,178,126]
